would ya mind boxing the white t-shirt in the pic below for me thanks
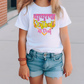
[15,1,72,54]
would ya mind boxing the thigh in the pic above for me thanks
[29,74,44,84]
[45,76,62,84]
[26,52,44,84]
[44,53,63,84]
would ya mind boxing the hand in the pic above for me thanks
[19,64,30,80]
[63,61,73,77]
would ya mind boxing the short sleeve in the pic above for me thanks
[15,7,29,31]
[59,6,72,28]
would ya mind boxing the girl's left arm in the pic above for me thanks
[60,26,73,77]
[60,26,71,62]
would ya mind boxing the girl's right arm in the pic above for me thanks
[18,28,27,65]
[18,28,30,80]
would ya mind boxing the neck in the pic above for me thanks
[35,0,50,7]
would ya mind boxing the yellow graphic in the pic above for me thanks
[33,14,56,36]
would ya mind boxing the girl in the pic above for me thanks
[15,0,73,84]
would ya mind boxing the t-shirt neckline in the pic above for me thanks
[33,1,51,10]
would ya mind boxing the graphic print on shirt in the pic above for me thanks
[33,14,56,36]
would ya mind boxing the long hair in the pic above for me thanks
[17,0,64,20]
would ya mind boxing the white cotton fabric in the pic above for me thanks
[15,1,72,54]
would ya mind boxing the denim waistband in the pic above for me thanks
[29,49,63,58]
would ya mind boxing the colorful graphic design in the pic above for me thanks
[33,14,56,36]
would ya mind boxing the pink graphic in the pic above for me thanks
[33,14,56,36]
[33,14,55,21]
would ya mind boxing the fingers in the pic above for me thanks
[65,72,68,77]
[19,71,30,80]
[25,75,29,80]
[68,71,71,76]
[27,72,30,77]
[63,69,66,74]
[20,75,29,80]
[63,68,72,77]
[19,72,29,80]
[64,71,72,77]
[22,75,26,79]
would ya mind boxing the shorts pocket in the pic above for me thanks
[26,54,34,61]
[52,53,63,61]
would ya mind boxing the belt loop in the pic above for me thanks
[33,50,35,57]
[44,55,46,60]
[50,53,54,58]
[35,51,37,58]
[50,53,52,58]
[31,49,34,57]
[43,52,47,60]
[33,50,37,57]
[30,49,33,55]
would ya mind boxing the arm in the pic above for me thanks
[60,26,71,62]
[18,29,29,80]
[18,28,27,65]
[60,26,73,77]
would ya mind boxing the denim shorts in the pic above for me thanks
[26,49,64,79]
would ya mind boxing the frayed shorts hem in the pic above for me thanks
[44,71,63,79]
[29,70,63,80]
[29,70,43,77]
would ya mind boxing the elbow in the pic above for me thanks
[18,38,26,43]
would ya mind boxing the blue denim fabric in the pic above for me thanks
[26,49,64,79]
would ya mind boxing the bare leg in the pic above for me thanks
[29,74,44,84]
[45,76,62,84]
